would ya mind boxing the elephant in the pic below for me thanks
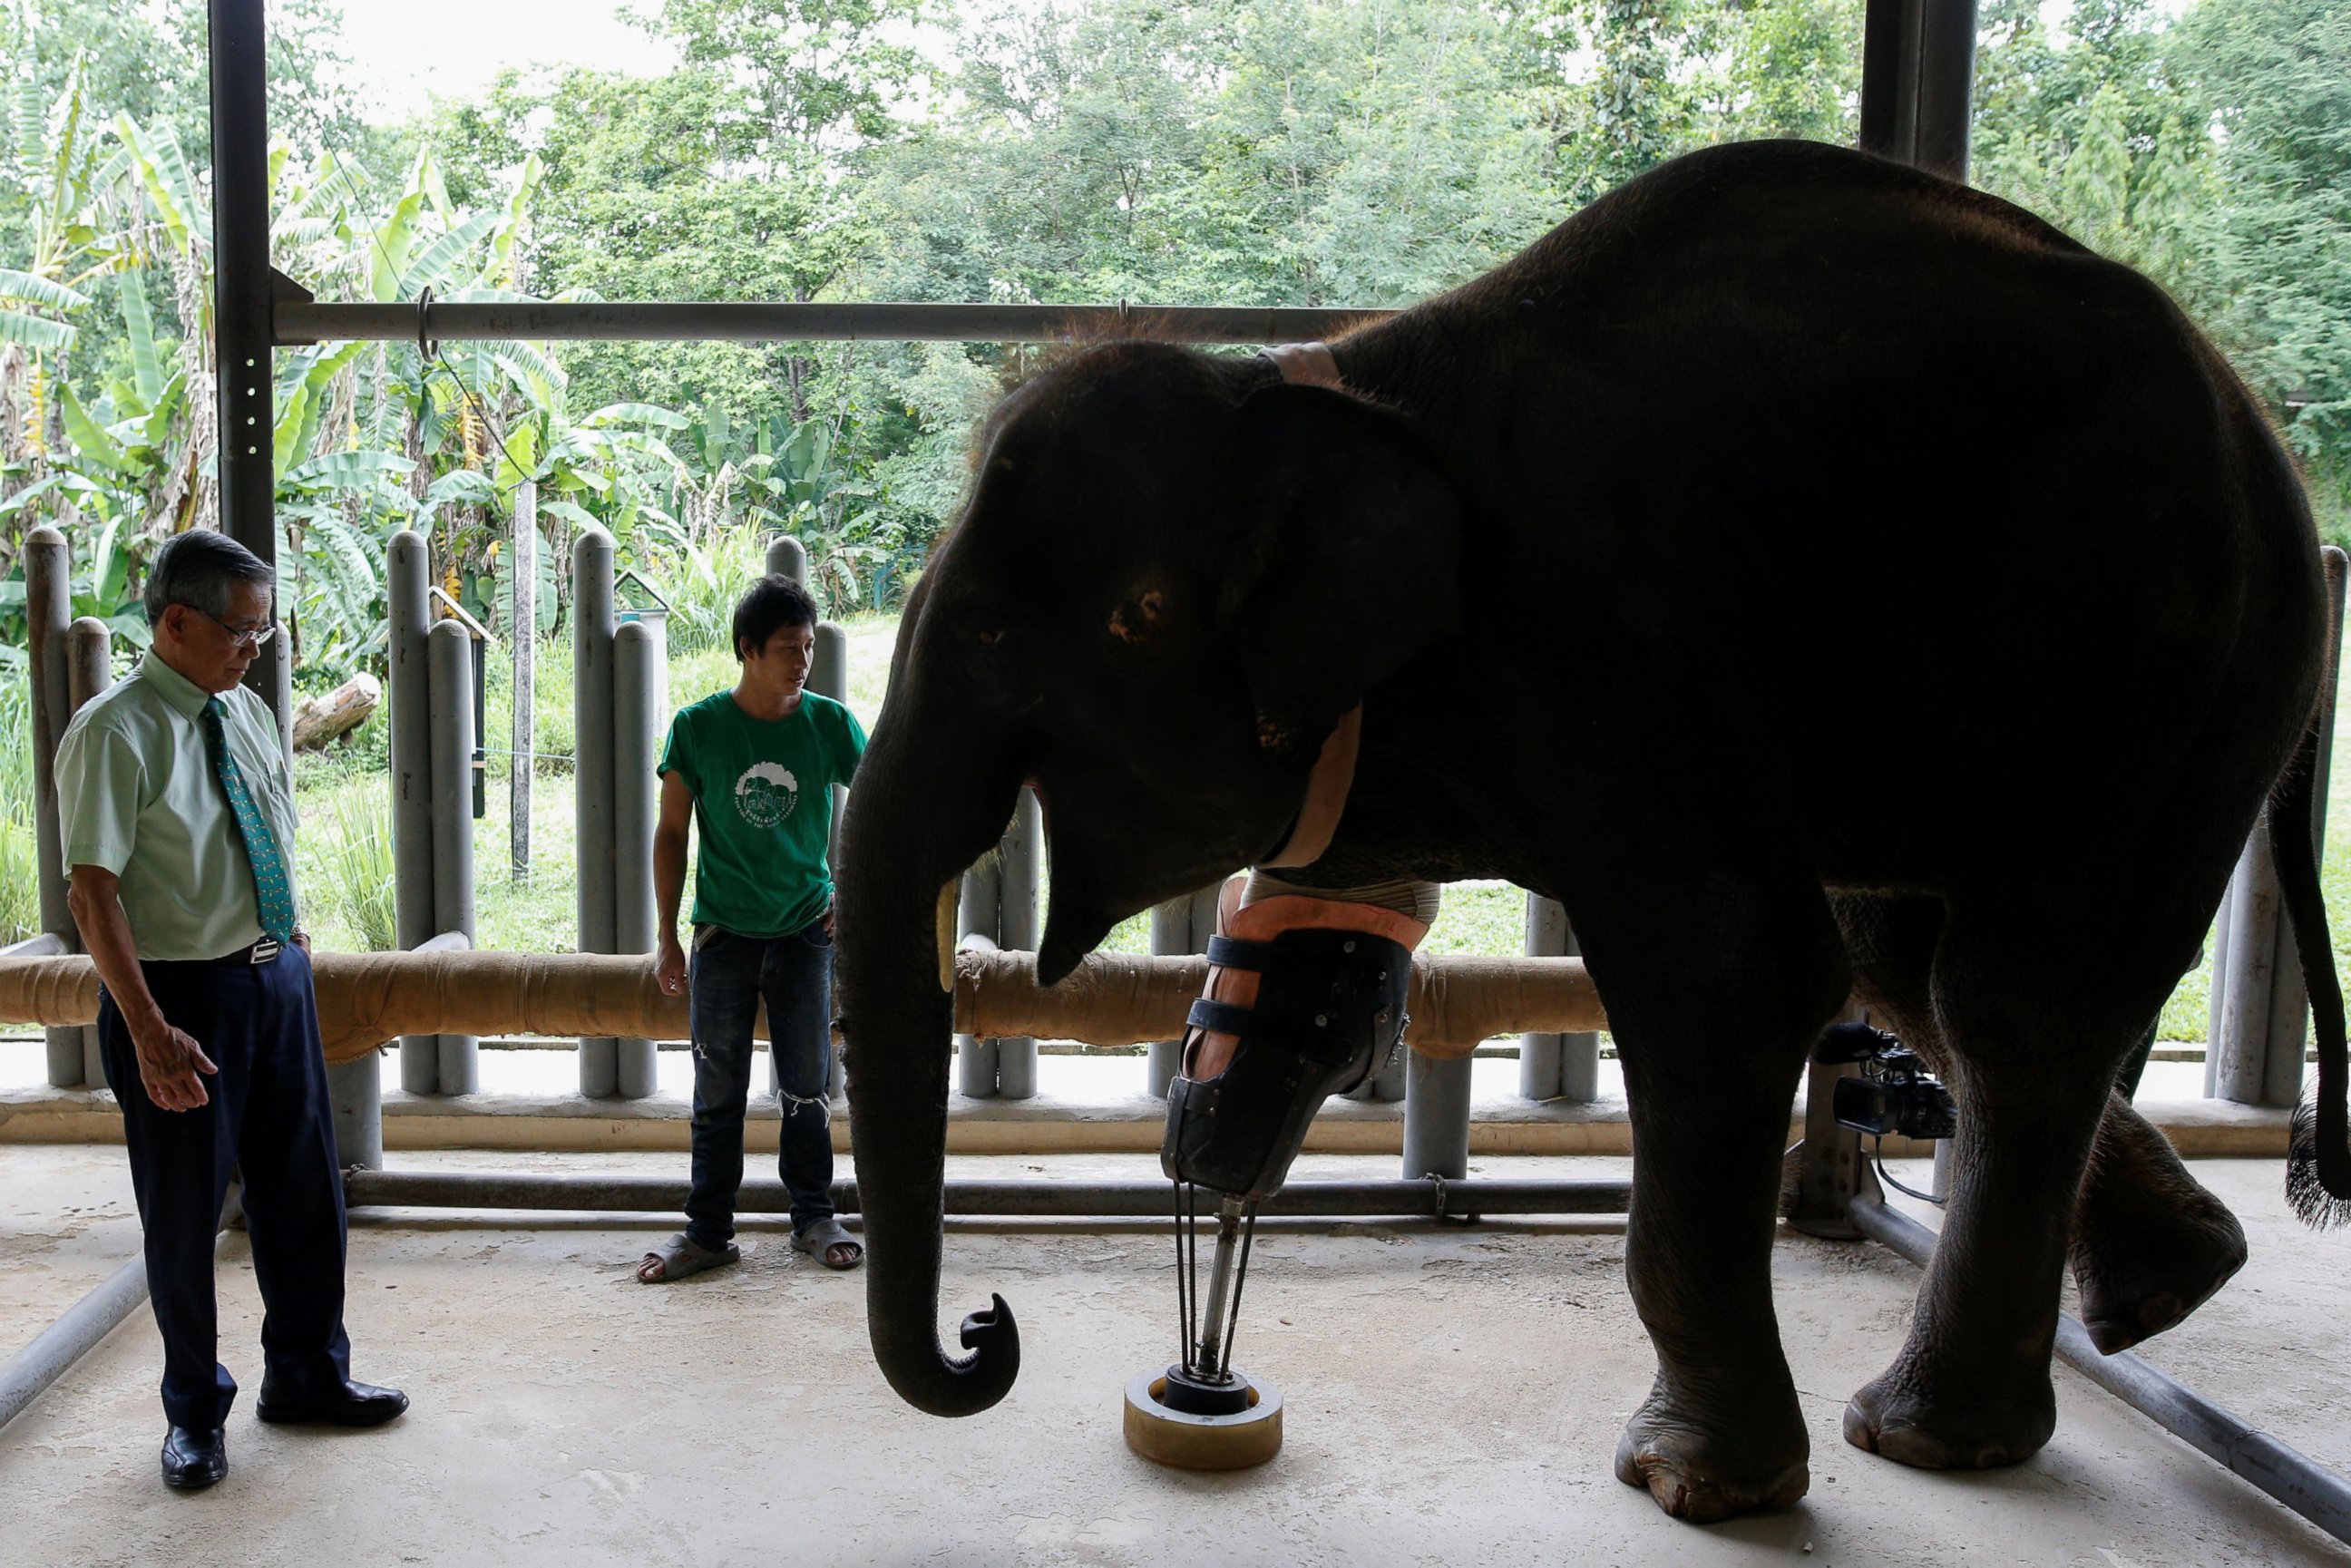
[832,137,2350,1524]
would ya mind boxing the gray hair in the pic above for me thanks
[144,531,275,626]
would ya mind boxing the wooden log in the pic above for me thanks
[291,673,383,751]
[0,948,1607,1067]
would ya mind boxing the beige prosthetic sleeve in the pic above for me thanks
[1240,871,1442,926]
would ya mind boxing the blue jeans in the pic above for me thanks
[685,921,836,1242]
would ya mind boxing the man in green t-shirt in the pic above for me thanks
[638,576,867,1281]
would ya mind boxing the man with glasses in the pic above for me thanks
[54,531,405,1491]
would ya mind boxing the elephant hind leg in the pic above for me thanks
[2072,1091,2247,1353]
[1843,890,2193,1472]
[1832,892,2246,1355]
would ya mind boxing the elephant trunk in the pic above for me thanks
[835,707,1022,1415]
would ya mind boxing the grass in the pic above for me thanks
[0,680,39,947]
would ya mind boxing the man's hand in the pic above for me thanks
[822,901,836,938]
[130,1015,218,1112]
[656,933,688,997]
[67,864,214,1113]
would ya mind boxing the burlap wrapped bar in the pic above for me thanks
[950,949,1605,1057]
[0,949,1606,1066]
[0,951,685,1066]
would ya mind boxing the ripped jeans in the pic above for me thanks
[685,921,837,1242]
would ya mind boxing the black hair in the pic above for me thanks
[732,574,819,661]
[145,530,275,625]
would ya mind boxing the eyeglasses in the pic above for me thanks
[181,604,277,649]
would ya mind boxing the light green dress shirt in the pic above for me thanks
[54,650,301,962]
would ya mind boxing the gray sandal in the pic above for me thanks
[637,1232,739,1283]
[790,1218,863,1271]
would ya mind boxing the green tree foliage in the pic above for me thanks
[1970,0,2348,537]
[2169,0,2351,530]
[5,0,2349,678]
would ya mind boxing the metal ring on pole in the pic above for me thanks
[416,285,436,359]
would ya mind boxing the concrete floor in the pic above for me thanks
[3,1148,2347,1567]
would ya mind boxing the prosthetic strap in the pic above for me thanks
[1160,895,1428,1201]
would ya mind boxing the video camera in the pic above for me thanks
[1815,1021,1957,1142]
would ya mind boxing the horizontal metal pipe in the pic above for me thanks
[0,1253,147,1434]
[278,300,1395,348]
[0,1193,242,1437]
[1849,1199,2351,1546]
[344,1169,1632,1220]
[0,934,66,959]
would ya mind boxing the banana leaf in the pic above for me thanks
[58,383,129,472]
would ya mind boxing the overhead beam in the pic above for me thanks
[272,300,1395,349]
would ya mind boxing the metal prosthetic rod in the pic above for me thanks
[1126,1184,1283,1469]
[1176,1191,1257,1398]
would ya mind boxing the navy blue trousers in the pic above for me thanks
[97,946,352,1430]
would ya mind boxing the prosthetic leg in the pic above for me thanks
[1124,883,1430,1469]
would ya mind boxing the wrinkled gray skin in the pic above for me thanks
[833,140,2333,1524]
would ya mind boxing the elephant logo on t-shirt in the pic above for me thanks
[733,761,799,827]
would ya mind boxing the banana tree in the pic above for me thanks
[2,54,131,513]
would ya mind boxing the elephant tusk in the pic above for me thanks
[937,879,961,993]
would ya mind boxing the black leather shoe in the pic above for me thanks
[161,1424,227,1490]
[254,1378,409,1427]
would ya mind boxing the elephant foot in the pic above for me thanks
[1842,1368,2053,1470]
[1612,1392,1810,1523]
[2071,1197,2247,1355]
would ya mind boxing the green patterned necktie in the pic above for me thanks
[201,696,298,942]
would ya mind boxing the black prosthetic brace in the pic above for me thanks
[1159,929,1412,1202]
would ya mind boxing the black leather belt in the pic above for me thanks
[215,937,284,965]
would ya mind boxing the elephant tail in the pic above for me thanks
[2274,691,2351,1228]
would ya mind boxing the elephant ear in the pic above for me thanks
[1225,382,1465,762]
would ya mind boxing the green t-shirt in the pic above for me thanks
[658,689,867,938]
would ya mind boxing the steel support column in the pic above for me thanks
[1858,0,1978,180]
[386,533,439,1094]
[610,619,665,1099]
[427,621,480,1094]
[208,0,283,724]
[1401,1049,1474,1181]
[574,531,619,1096]
[510,480,537,881]
[2210,547,2346,1104]
[954,859,1002,1098]
[1147,887,1221,1099]
[765,535,808,583]
[809,618,851,1100]
[63,618,112,1088]
[1520,895,1600,1103]
[24,529,79,1088]
[992,790,1044,1099]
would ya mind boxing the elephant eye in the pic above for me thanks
[976,628,1003,647]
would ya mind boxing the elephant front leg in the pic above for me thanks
[1613,1023,1830,1521]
